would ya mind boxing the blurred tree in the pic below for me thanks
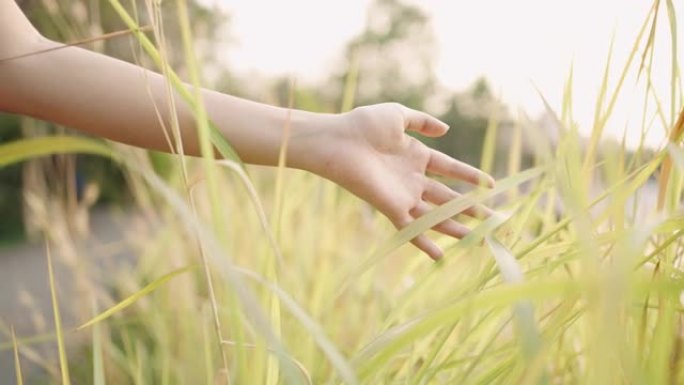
[430,77,511,171]
[19,0,228,69]
[332,0,437,111]
[329,0,515,174]
[271,77,337,113]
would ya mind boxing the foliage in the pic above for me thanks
[0,115,24,245]
[2,0,684,385]
[332,0,437,111]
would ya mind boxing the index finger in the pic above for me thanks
[427,149,495,187]
[401,106,450,138]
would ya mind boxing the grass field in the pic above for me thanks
[2,0,684,384]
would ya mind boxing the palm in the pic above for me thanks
[322,103,494,260]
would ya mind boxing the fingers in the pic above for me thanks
[392,212,443,261]
[427,149,495,187]
[401,106,450,138]
[410,202,471,240]
[423,179,494,218]
[391,201,474,261]
[412,234,444,261]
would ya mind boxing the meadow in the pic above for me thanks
[2,0,684,384]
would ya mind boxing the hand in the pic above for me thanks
[311,103,495,260]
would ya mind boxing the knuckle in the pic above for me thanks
[408,205,421,217]
[385,102,405,113]
[390,211,412,228]
[396,217,412,229]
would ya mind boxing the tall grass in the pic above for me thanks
[2,0,684,384]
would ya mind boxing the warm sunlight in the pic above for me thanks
[2,0,683,383]
[226,0,674,147]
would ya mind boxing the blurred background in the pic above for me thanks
[0,0,680,383]
[1,0,674,246]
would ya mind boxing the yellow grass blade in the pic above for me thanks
[583,34,614,173]
[46,241,71,385]
[106,0,243,167]
[343,166,547,281]
[584,5,654,172]
[92,301,106,385]
[665,0,679,125]
[77,265,197,330]
[485,236,546,383]
[340,51,360,113]
[637,0,660,81]
[0,27,152,63]
[480,101,499,174]
[0,136,113,168]
[508,111,523,182]
[11,326,23,385]
[353,279,580,380]
[658,106,684,209]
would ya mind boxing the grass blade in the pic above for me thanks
[665,0,679,125]
[658,107,684,209]
[485,236,547,384]
[0,136,112,168]
[106,0,243,166]
[11,326,23,385]
[353,279,579,379]
[343,166,547,283]
[92,302,106,385]
[77,265,197,330]
[46,241,71,385]
[480,101,499,174]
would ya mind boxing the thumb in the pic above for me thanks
[403,107,450,137]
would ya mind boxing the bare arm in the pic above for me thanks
[0,0,494,259]
[0,0,331,169]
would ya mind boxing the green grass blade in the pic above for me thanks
[46,241,71,385]
[583,34,614,172]
[480,102,499,174]
[233,267,358,385]
[353,280,579,379]
[561,62,575,126]
[343,166,547,282]
[485,237,547,384]
[508,113,523,178]
[77,265,197,330]
[340,50,359,113]
[106,0,243,166]
[11,326,23,385]
[92,302,106,385]
[638,1,660,81]
[132,162,343,385]
[585,6,654,172]
[665,0,679,125]
[0,136,112,168]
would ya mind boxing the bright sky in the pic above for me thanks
[220,0,679,148]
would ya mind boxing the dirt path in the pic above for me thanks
[0,208,137,383]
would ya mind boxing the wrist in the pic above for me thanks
[286,110,346,175]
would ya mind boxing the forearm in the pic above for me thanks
[0,37,338,170]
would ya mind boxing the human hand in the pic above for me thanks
[309,103,495,260]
